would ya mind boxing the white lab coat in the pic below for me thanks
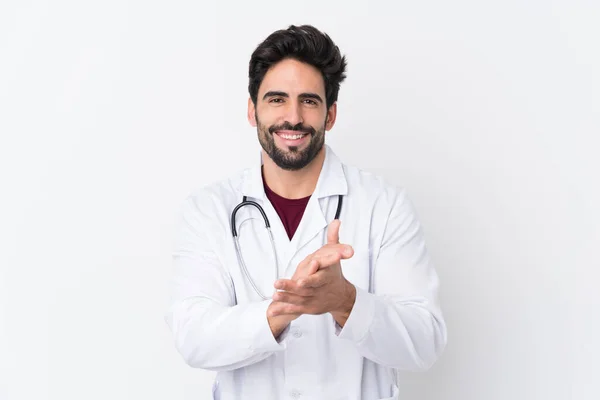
[165,145,447,400]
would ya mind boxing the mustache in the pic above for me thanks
[268,121,316,136]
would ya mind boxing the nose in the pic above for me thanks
[284,100,303,126]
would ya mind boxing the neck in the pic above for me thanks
[262,148,326,199]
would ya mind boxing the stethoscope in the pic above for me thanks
[230,194,343,300]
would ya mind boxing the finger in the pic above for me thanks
[306,259,319,275]
[272,291,311,306]
[341,244,354,259]
[322,244,353,260]
[312,247,354,269]
[268,301,304,317]
[327,219,341,245]
[297,243,351,274]
[311,251,342,268]
[292,255,318,280]
[295,251,342,280]
[312,244,353,262]
[293,244,353,281]
[274,278,299,292]
[299,269,330,288]
[274,278,317,296]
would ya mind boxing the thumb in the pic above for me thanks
[327,219,341,245]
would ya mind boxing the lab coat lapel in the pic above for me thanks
[239,145,348,278]
[287,195,327,264]
[285,145,348,274]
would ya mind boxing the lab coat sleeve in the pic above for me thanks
[335,188,447,371]
[164,195,287,372]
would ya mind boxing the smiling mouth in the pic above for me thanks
[277,133,308,139]
[275,130,310,140]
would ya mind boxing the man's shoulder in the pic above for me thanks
[181,168,247,211]
[342,162,408,202]
[341,162,419,229]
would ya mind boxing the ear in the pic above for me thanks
[247,97,257,127]
[325,102,337,131]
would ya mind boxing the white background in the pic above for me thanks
[1,1,598,399]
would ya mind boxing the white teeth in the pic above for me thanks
[280,133,305,140]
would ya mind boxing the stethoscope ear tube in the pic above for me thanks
[231,196,271,237]
[334,194,343,220]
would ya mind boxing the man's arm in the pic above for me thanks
[271,189,447,371]
[164,196,290,372]
[334,188,447,371]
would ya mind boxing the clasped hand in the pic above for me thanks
[267,220,356,324]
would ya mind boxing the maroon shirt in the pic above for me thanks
[263,178,310,240]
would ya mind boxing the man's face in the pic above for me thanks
[248,58,337,171]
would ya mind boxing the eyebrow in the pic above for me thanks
[262,91,324,103]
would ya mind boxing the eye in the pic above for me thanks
[302,99,318,105]
[269,98,284,103]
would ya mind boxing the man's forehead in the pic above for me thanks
[259,59,325,96]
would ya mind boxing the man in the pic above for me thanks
[165,24,447,399]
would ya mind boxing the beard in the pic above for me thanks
[255,113,326,171]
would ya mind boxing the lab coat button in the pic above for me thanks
[292,329,302,338]
[290,389,301,398]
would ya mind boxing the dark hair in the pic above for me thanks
[248,24,347,109]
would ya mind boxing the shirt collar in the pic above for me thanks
[240,144,348,200]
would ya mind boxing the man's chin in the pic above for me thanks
[269,152,308,170]
[273,145,306,157]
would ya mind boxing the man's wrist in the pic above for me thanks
[331,280,356,327]
[268,314,290,338]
